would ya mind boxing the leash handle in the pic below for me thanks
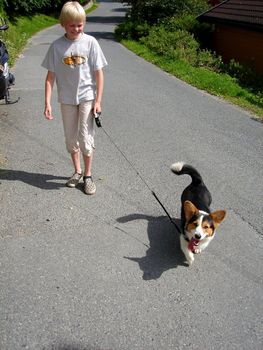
[94,112,102,127]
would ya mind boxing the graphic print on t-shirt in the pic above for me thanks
[62,53,86,67]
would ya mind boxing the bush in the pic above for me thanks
[117,1,210,41]
[122,0,209,25]
[163,14,214,48]
[115,19,150,40]
[197,49,223,71]
[225,59,263,94]
[3,0,90,16]
[163,14,198,32]
[140,20,223,71]
[0,0,4,13]
[141,26,199,65]
[4,0,53,16]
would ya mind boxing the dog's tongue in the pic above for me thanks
[188,238,199,252]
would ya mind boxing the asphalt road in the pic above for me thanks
[0,1,262,349]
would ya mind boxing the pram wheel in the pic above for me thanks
[4,88,19,104]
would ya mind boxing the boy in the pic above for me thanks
[42,1,107,194]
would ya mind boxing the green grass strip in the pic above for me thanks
[122,39,263,119]
[2,15,58,66]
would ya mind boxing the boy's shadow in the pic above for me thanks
[0,169,68,190]
[47,342,108,350]
[116,213,187,280]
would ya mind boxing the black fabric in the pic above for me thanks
[0,40,9,65]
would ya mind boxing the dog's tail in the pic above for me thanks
[171,162,203,186]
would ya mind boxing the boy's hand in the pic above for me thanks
[44,104,54,120]
[93,101,101,115]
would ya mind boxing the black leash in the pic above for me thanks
[97,118,181,234]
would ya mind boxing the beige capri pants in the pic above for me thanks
[60,100,95,157]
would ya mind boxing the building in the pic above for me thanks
[198,0,263,74]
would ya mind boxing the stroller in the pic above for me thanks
[0,17,19,104]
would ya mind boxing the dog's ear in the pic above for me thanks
[184,200,199,221]
[210,210,226,228]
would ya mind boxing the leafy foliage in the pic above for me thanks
[0,14,57,66]
[115,20,150,41]
[122,0,209,25]
[2,0,89,16]
[4,0,56,16]
[225,59,263,94]
[141,26,199,65]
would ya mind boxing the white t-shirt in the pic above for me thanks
[42,33,108,105]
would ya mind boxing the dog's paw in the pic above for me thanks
[187,256,194,266]
[193,248,201,254]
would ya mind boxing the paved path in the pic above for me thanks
[0,1,262,349]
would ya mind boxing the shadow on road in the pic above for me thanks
[0,169,68,190]
[111,7,127,13]
[85,30,116,41]
[84,14,125,41]
[48,343,109,350]
[87,16,124,25]
[84,2,127,41]
[92,0,127,6]
[117,213,186,280]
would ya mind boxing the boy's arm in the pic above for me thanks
[44,71,55,120]
[93,69,104,114]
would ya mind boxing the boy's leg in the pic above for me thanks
[61,104,82,187]
[71,150,82,174]
[83,152,93,177]
[78,100,95,170]
[78,100,96,194]
[83,152,96,194]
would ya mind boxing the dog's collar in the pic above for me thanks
[183,234,190,242]
[199,210,209,216]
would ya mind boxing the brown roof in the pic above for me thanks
[197,0,263,31]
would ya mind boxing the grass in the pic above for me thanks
[1,15,58,66]
[122,39,263,119]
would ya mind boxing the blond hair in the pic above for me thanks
[59,1,86,26]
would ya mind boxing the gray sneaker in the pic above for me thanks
[66,172,82,188]
[84,176,96,195]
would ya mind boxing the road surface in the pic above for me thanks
[0,1,262,349]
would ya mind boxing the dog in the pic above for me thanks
[171,162,226,266]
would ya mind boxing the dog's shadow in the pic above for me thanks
[116,213,187,280]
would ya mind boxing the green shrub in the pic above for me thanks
[115,19,150,40]
[4,0,52,16]
[164,14,214,48]
[0,0,4,13]
[118,1,210,42]
[163,14,198,32]
[141,26,199,65]
[3,0,89,16]
[122,0,209,25]
[197,49,223,71]
[225,59,263,94]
